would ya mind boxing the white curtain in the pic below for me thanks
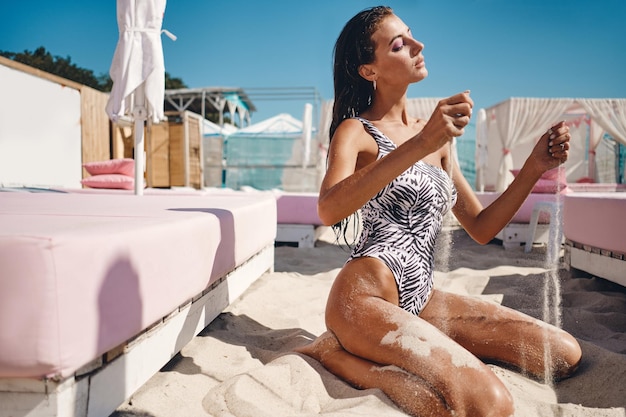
[475,109,488,191]
[561,117,589,180]
[316,100,334,184]
[493,98,573,191]
[576,99,626,146]
[318,100,334,148]
[577,99,626,181]
[587,118,606,180]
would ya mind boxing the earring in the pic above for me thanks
[373,80,377,91]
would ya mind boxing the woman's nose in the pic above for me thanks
[410,39,424,56]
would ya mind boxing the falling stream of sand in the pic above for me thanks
[433,141,457,338]
[439,140,456,275]
[443,140,566,386]
[540,165,566,385]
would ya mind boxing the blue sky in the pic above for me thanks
[2,0,625,125]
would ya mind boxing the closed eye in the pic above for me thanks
[391,38,405,52]
[390,27,413,52]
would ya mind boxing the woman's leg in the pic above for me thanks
[299,258,515,417]
[296,331,453,416]
[420,289,582,381]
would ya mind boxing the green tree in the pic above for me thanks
[1,47,104,90]
[97,73,113,92]
[165,72,186,89]
[0,47,187,92]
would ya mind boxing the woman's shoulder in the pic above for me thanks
[338,116,368,129]
[332,117,378,152]
[333,117,370,139]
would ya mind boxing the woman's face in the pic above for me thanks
[368,14,427,88]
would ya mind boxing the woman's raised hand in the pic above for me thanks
[419,90,473,154]
[527,121,571,174]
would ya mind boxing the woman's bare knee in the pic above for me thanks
[482,377,514,417]
[551,331,582,379]
[454,368,514,417]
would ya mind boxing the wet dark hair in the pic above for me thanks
[329,6,393,247]
[330,6,393,140]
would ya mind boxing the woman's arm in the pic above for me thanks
[453,121,570,244]
[319,92,474,226]
[318,118,434,225]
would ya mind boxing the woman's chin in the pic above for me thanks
[413,69,428,83]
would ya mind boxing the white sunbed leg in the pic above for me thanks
[525,205,542,253]
[525,201,563,264]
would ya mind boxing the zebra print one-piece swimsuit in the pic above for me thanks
[348,117,457,316]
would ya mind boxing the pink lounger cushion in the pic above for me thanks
[510,168,569,194]
[0,192,276,379]
[83,158,135,176]
[476,192,561,224]
[80,173,135,190]
[275,192,322,225]
[563,193,626,254]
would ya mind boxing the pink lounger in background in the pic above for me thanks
[274,192,325,248]
[563,192,626,287]
[475,192,562,248]
[475,181,626,251]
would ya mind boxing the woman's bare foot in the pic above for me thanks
[294,330,343,365]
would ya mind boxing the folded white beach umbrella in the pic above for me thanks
[105,0,170,195]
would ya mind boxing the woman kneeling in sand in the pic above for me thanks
[296,6,582,417]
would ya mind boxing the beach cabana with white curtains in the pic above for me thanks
[476,98,626,191]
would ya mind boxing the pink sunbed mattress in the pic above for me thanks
[563,192,626,254]
[274,192,322,225]
[71,187,324,226]
[0,191,276,379]
[475,192,562,223]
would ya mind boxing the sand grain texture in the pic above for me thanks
[112,228,626,417]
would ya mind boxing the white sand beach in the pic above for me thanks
[111,227,626,417]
